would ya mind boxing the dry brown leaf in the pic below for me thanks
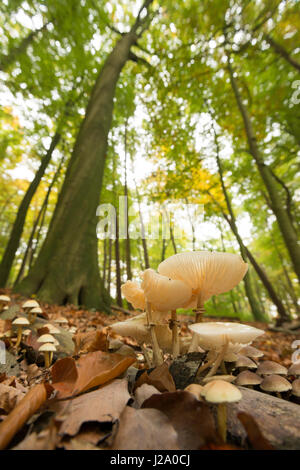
[51,351,135,398]
[0,383,25,414]
[134,363,176,393]
[142,391,218,449]
[55,379,130,436]
[112,406,179,450]
[73,329,108,355]
[134,384,161,408]
[0,383,53,450]
[237,412,274,450]
[12,425,58,450]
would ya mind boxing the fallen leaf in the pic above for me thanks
[12,425,58,450]
[73,329,108,355]
[135,363,176,393]
[237,412,274,450]
[134,384,161,408]
[51,351,135,397]
[55,379,130,436]
[112,406,179,450]
[142,391,218,449]
[0,383,53,450]
[0,383,25,414]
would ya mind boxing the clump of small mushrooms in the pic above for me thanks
[22,299,40,323]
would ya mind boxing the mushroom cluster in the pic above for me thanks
[119,251,249,367]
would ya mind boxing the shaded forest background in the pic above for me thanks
[0,0,299,325]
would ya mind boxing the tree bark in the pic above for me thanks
[0,131,61,287]
[227,56,300,282]
[124,120,132,281]
[15,1,154,309]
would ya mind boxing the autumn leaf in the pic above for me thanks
[134,362,176,393]
[237,412,274,450]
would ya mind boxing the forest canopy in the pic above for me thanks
[0,0,299,325]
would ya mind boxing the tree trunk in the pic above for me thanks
[14,1,154,309]
[115,215,123,308]
[124,120,132,281]
[0,131,61,287]
[227,56,300,282]
[210,121,289,323]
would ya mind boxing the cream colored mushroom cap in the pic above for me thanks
[37,334,56,343]
[121,281,145,310]
[158,251,248,304]
[22,300,39,309]
[12,317,30,326]
[44,323,61,334]
[38,342,56,352]
[188,322,264,350]
[30,307,43,314]
[201,379,242,403]
[260,375,292,393]
[0,295,11,302]
[141,268,192,311]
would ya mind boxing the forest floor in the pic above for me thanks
[0,289,299,450]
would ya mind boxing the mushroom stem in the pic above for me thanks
[196,354,217,378]
[15,327,22,348]
[194,303,205,323]
[217,403,227,443]
[146,301,163,367]
[205,339,229,378]
[141,343,152,368]
[44,352,50,368]
[188,333,199,353]
[170,309,180,359]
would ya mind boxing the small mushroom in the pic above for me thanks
[235,355,258,370]
[184,383,203,400]
[53,317,68,328]
[235,370,262,387]
[0,295,11,311]
[12,317,30,347]
[202,375,236,384]
[288,362,300,377]
[29,306,43,323]
[201,379,242,442]
[257,361,288,376]
[38,342,56,368]
[43,323,61,334]
[22,300,40,322]
[260,374,292,398]
[292,378,300,398]
[239,345,264,360]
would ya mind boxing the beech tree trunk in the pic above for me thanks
[264,34,300,72]
[0,131,61,287]
[227,56,300,282]
[15,2,154,309]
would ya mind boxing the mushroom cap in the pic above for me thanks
[235,370,262,386]
[240,345,264,358]
[184,384,203,400]
[288,362,300,376]
[141,268,193,311]
[12,317,30,326]
[38,342,56,352]
[0,295,11,302]
[53,317,68,324]
[121,281,146,310]
[292,378,300,397]
[188,322,264,350]
[202,375,236,384]
[158,251,248,304]
[22,329,32,336]
[235,355,258,369]
[257,361,288,376]
[201,379,242,403]
[37,334,56,343]
[22,300,39,309]
[44,323,61,334]
[30,307,43,314]
[260,375,292,393]
[111,313,173,351]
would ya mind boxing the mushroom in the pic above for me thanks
[184,383,203,400]
[22,300,40,322]
[257,361,288,376]
[201,379,242,442]
[158,251,248,322]
[288,362,300,377]
[38,342,56,368]
[202,375,236,384]
[188,322,264,378]
[235,355,258,370]
[53,317,68,328]
[292,378,300,398]
[235,370,262,387]
[12,317,30,347]
[0,295,11,311]
[29,306,43,323]
[37,334,57,363]
[44,323,61,334]
[141,269,193,363]
[260,374,292,398]
[239,345,264,361]
[121,280,146,310]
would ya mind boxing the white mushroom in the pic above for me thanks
[38,343,56,368]
[12,317,30,347]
